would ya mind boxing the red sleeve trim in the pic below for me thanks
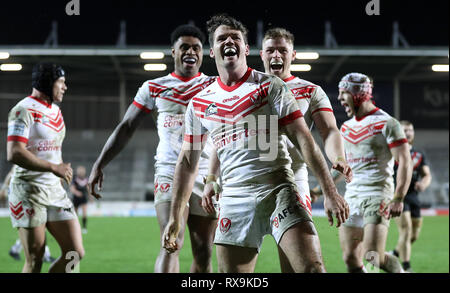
[132,101,151,113]
[184,134,206,143]
[7,136,28,144]
[311,107,334,115]
[388,138,408,149]
[279,110,303,126]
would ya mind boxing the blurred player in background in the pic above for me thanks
[6,62,84,273]
[88,24,217,273]
[163,14,349,273]
[389,120,432,272]
[70,165,89,234]
[312,73,412,273]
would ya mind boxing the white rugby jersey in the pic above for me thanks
[340,107,407,198]
[133,72,216,177]
[282,76,333,181]
[185,68,302,189]
[7,96,66,186]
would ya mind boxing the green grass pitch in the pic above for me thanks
[0,216,448,273]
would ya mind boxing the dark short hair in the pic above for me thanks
[170,24,206,46]
[263,27,295,45]
[206,13,248,47]
[400,120,414,127]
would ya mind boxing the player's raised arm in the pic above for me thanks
[88,103,147,199]
[163,139,204,253]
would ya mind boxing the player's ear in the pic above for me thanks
[209,48,215,58]
[171,47,175,58]
[292,49,297,60]
[245,44,250,56]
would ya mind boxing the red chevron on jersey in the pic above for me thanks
[149,79,215,106]
[28,108,65,132]
[192,84,270,124]
[341,121,386,144]
[290,85,317,100]
[9,201,24,220]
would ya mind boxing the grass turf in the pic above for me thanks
[0,216,448,273]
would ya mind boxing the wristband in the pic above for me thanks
[392,195,404,203]
[203,175,221,195]
[203,175,217,184]
[334,156,346,164]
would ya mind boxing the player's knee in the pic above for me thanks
[192,244,213,267]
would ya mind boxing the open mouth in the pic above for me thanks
[223,47,238,57]
[270,60,284,71]
[342,103,351,113]
[182,56,197,65]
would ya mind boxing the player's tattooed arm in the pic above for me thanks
[202,147,221,214]
[88,104,147,198]
[163,142,203,253]
[391,143,413,201]
[313,112,352,183]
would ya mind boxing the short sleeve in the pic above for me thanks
[383,118,408,149]
[310,86,334,116]
[132,81,155,113]
[183,100,208,145]
[7,105,33,144]
[269,77,303,126]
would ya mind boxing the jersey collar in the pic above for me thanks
[29,96,52,109]
[283,75,296,82]
[170,72,201,82]
[355,107,379,121]
[217,67,253,92]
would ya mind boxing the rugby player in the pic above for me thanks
[163,14,349,273]
[70,165,89,234]
[312,73,412,273]
[6,62,84,273]
[202,27,353,225]
[390,120,432,272]
[87,24,217,273]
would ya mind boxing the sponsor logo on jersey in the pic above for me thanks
[9,123,25,136]
[223,95,240,103]
[205,103,218,117]
[219,218,232,234]
[41,114,50,124]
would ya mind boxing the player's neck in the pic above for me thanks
[355,102,377,119]
[173,68,199,79]
[217,62,249,87]
[31,89,52,105]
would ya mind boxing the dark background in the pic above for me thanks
[1,0,448,46]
